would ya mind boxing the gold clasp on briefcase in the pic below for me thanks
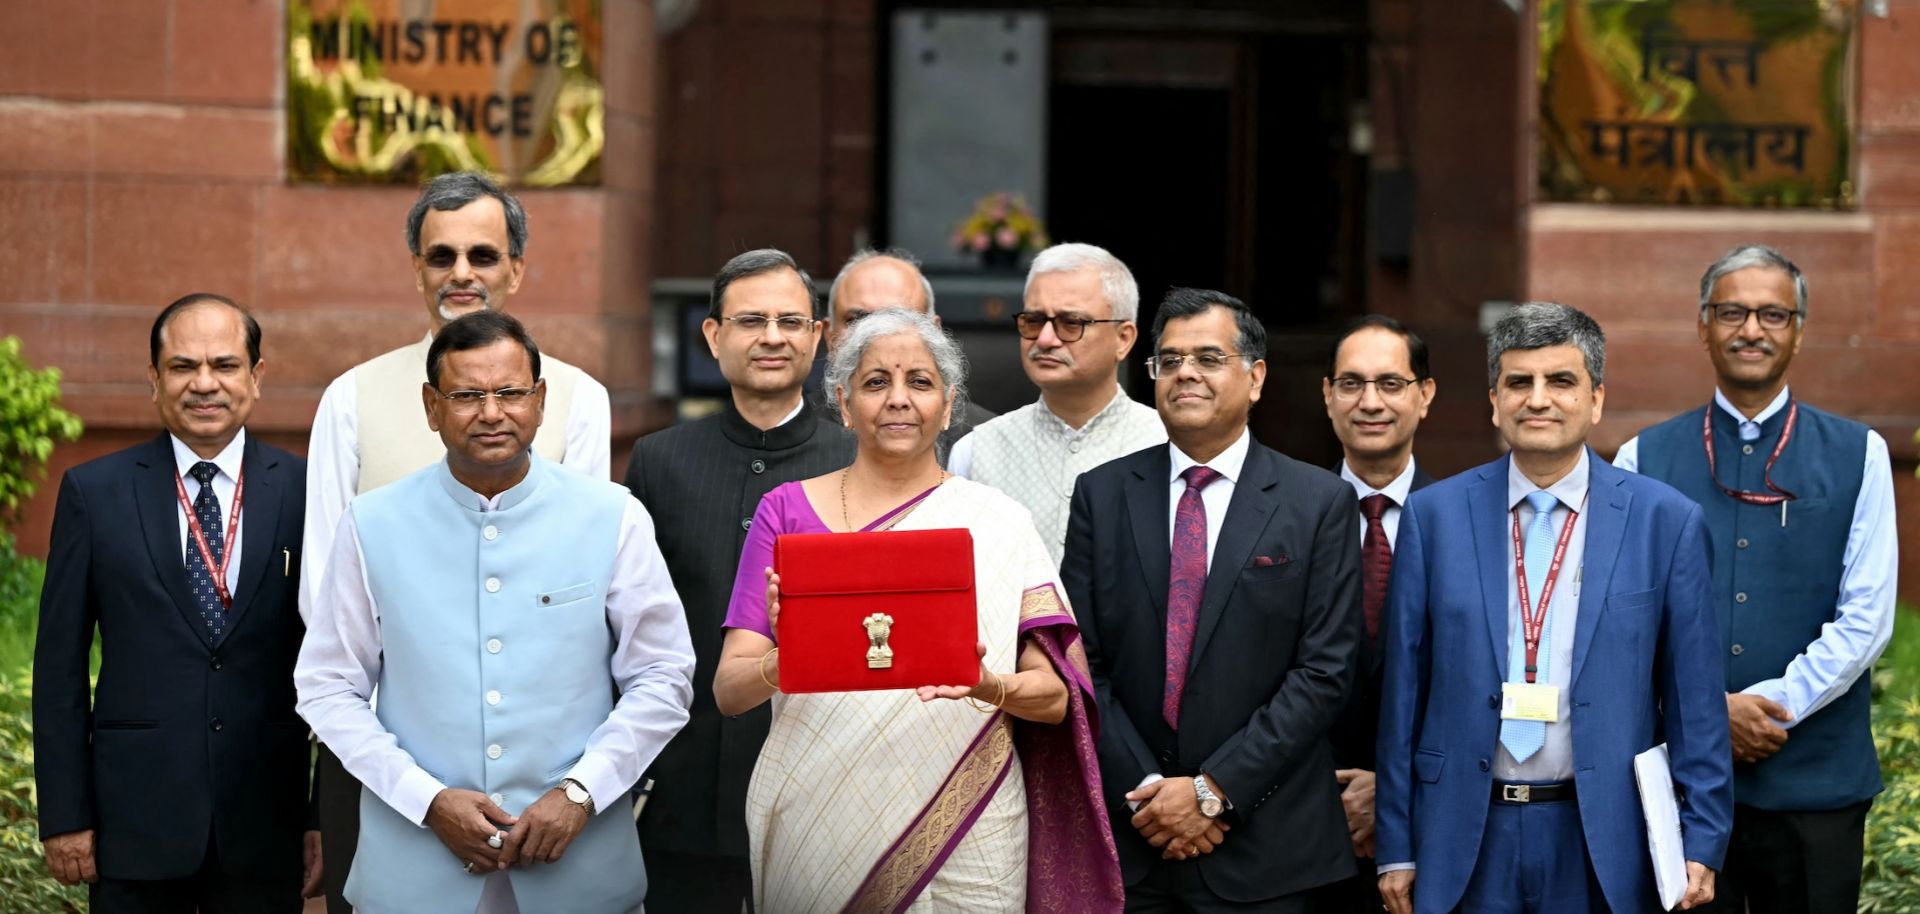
[863,613,895,669]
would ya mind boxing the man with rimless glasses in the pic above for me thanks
[947,242,1163,565]
[1318,315,1438,914]
[301,171,613,913]
[1615,244,1898,914]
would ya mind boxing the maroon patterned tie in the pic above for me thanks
[1164,465,1222,729]
[1360,494,1394,646]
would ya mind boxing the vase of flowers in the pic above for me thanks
[951,192,1049,271]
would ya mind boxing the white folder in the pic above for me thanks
[1633,743,1688,911]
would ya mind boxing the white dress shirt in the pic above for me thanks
[170,430,246,596]
[1167,429,1252,571]
[298,335,612,623]
[1496,450,1588,782]
[1339,457,1419,550]
[1614,386,1899,727]
[294,493,695,828]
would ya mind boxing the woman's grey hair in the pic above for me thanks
[1024,242,1140,322]
[824,308,968,423]
[406,172,529,258]
[1699,244,1807,326]
[828,248,937,316]
[1486,301,1607,388]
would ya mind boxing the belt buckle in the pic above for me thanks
[1502,784,1531,803]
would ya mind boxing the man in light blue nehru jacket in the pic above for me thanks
[296,311,695,914]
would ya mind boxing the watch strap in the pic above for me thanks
[561,778,596,816]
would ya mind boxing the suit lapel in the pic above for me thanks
[134,434,208,640]
[1189,445,1277,669]
[1571,453,1629,687]
[1126,452,1173,624]
[221,437,280,639]
[1468,456,1513,678]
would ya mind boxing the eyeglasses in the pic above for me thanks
[1014,312,1125,343]
[1329,375,1419,400]
[1145,352,1248,379]
[724,314,818,334]
[1704,303,1801,330]
[422,245,506,270]
[435,386,538,414]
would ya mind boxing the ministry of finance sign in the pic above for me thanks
[1539,1,1857,208]
[288,0,604,186]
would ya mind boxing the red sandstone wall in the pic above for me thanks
[1524,6,1920,602]
[0,0,660,556]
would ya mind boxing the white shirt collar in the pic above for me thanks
[1340,456,1417,506]
[1714,385,1791,428]
[1036,384,1131,438]
[170,429,247,485]
[1506,447,1589,512]
[775,397,805,428]
[1169,427,1252,485]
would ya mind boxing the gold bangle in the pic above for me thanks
[759,648,780,692]
[964,671,1007,714]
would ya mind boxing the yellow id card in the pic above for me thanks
[1501,682,1561,722]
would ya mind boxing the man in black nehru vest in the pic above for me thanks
[623,248,854,912]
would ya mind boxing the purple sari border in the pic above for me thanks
[859,481,946,532]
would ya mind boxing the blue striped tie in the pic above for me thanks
[1499,490,1560,763]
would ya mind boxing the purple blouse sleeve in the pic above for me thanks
[723,483,795,640]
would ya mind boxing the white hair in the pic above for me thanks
[1023,242,1140,322]
[823,308,969,423]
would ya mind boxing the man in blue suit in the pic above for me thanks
[1375,302,1732,914]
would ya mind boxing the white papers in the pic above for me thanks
[1634,743,1687,911]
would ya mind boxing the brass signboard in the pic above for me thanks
[1539,0,1857,208]
[288,0,604,186]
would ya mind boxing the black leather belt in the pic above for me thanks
[1491,780,1576,804]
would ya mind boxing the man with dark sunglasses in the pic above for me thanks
[299,171,612,913]
[946,242,1163,565]
[1614,244,1897,914]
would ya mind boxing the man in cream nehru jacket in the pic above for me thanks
[297,311,693,913]
[302,171,611,910]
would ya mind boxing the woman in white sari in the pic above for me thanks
[713,310,1122,914]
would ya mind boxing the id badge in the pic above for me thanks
[1501,682,1561,722]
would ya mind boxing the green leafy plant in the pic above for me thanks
[1862,606,1920,913]
[0,665,85,912]
[0,337,82,523]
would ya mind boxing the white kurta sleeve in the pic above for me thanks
[295,508,449,826]
[561,498,696,811]
[301,373,361,624]
[564,372,613,482]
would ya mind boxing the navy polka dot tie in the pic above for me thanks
[185,461,227,642]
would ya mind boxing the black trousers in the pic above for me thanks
[1124,861,1334,914]
[641,846,754,914]
[90,831,301,914]
[1320,865,1384,914]
[316,744,361,914]
[1696,800,1870,914]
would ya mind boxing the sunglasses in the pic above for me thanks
[422,245,507,270]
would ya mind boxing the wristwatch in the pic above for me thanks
[561,778,596,816]
[1193,775,1224,819]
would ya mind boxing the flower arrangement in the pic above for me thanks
[951,192,1049,259]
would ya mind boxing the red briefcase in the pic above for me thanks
[773,528,981,693]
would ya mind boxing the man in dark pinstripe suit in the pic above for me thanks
[623,248,854,913]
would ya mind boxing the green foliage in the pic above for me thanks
[0,638,85,912]
[0,337,82,523]
[1863,607,1920,913]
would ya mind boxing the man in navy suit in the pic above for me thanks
[1375,302,1731,914]
[35,294,320,912]
[1320,315,1439,912]
[1065,288,1362,911]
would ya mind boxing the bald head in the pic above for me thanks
[827,252,934,349]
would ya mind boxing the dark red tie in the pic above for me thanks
[1164,465,1221,729]
[1360,494,1393,645]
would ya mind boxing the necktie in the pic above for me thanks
[184,461,227,642]
[1164,465,1221,730]
[1499,490,1560,763]
[1360,494,1393,646]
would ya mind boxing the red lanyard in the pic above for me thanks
[1511,492,1584,684]
[1703,401,1799,506]
[173,465,245,610]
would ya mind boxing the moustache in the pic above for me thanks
[1729,338,1775,355]
[436,285,492,321]
[1028,346,1075,368]
[182,397,228,410]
